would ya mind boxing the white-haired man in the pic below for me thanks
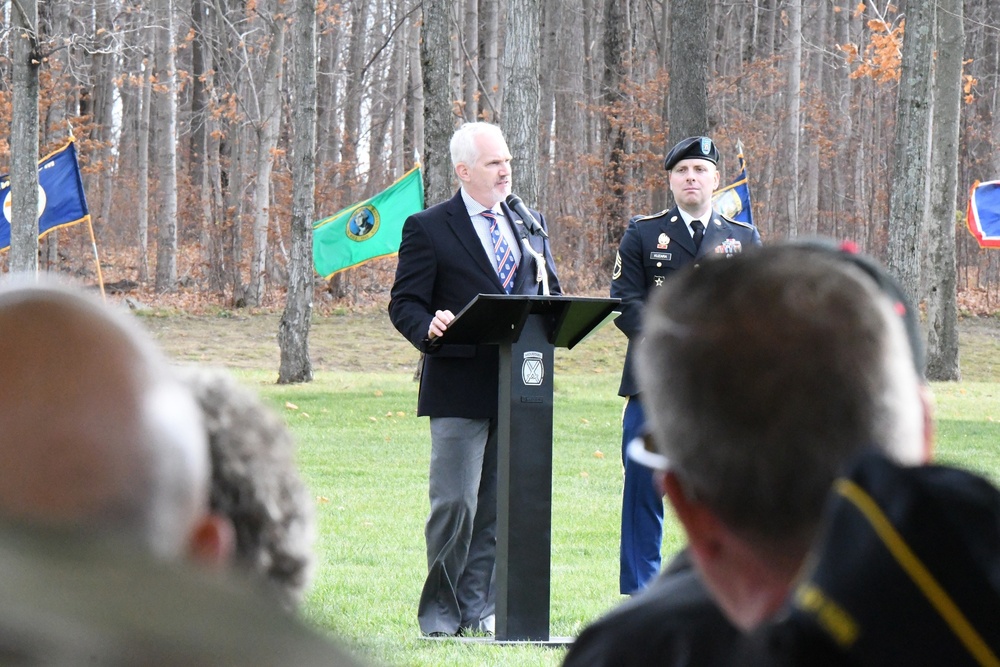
[390,121,561,636]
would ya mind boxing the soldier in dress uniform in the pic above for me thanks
[610,136,762,595]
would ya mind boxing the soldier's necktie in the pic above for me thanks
[691,219,705,252]
[483,210,516,294]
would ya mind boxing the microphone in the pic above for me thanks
[505,194,548,238]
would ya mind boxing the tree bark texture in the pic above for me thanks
[279,0,318,384]
[422,0,456,206]
[502,0,541,205]
[599,0,631,272]
[10,0,40,273]
[246,13,286,307]
[667,0,709,145]
[887,0,935,304]
[153,0,179,292]
[925,0,963,381]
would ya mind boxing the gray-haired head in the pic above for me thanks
[450,121,506,169]
[637,244,925,555]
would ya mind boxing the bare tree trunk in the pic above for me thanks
[802,1,823,236]
[41,0,72,272]
[925,0,962,381]
[316,21,344,185]
[784,0,802,236]
[342,0,370,186]
[478,0,499,121]
[365,41,389,196]
[887,0,935,303]
[582,0,597,155]
[992,30,1000,178]
[137,51,153,283]
[538,0,556,201]
[667,0,709,143]
[246,16,285,307]
[10,0,39,273]
[502,0,541,204]
[224,120,248,303]
[831,0,852,240]
[390,3,409,174]
[191,0,216,286]
[422,0,456,205]
[279,0,317,384]
[92,0,118,236]
[153,0,179,292]
[406,10,424,166]
[462,0,478,121]
[600,0,632,271]
[651,0,670,212]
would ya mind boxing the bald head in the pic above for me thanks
[0,279,209,559]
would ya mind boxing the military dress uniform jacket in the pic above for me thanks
[611,206,761,397]
[389,189,561,419]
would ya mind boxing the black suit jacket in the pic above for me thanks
[389,189,561,418]
[610,206,761,397]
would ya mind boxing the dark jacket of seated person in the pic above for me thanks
[733,452,1000,666]
[563,547,739,667]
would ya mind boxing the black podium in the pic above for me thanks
[443,294,619,643]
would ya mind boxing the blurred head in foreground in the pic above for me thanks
[636,242,931,629]
[0,277,231,563]
[178,365,317,610]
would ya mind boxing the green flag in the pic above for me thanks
[312,166,424,279]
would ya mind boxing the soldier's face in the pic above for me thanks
[456,133,512,209]
[669,158,720,213]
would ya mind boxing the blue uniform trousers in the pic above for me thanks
[619,396,664,594]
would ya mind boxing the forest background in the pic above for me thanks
[1,0,999,382]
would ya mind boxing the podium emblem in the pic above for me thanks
[522,351,544,386]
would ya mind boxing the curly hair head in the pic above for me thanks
[178,365,316,611]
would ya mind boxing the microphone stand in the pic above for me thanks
[514,222,550,296]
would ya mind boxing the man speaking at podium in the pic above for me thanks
[389,122,561,637]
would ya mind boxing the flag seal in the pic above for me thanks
[346,205,379,241]
[2,184,46,222]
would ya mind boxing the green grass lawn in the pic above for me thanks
[241,363,636,666]
[143,309,1000,666]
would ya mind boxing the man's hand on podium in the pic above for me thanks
[428,310,455,340]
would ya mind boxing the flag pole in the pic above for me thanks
[68,121,105,300]
[86,215,106,301]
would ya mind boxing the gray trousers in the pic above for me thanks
[417,417,498,635]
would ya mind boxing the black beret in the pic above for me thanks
[663,136,719,171]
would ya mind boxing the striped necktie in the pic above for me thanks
[482,210,516,294]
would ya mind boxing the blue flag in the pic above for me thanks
[712,140,754,226]
[967,180,1000,248]
[0,140,90,250]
